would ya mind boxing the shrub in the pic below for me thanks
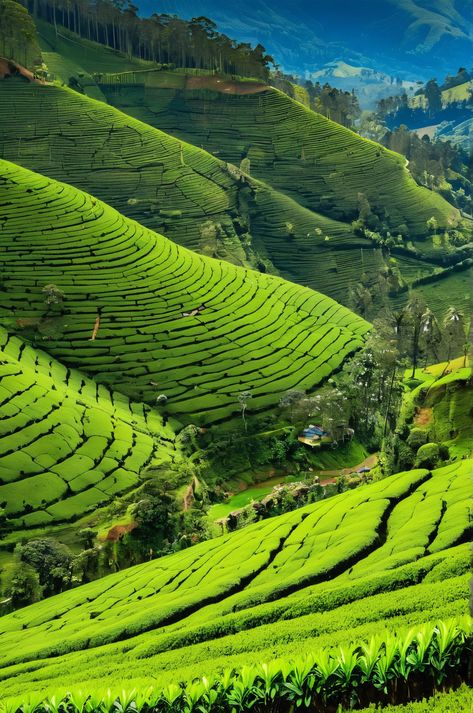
[415,443,440,469]
[407,428,428,450]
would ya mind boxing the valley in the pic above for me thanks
[0,1,472,711]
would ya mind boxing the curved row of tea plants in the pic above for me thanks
[100,82,461,242]
[0,328,175,529]
[0,158,369,423]
[0,79,376,303]
[0,460,469,697]
[0,618,470,713]
[0,79,467,308]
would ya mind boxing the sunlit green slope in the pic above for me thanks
[100,82,461,240]
[0,327,175,529]
[0,460,470,698]
[0,159,369,423]
[0,79,467,308]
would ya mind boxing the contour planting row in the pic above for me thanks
[100,83,461,240]
[0,79,383,303]
[0,328,175,529]
[0,159,369,422]
[0,460,469,698]
[1,619,471,713]
[0,80,240,254]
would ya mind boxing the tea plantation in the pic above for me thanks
[0,328,175,529]
[1,79,470,309]
[0,459,470,700]
[100,81,460,241]
[0,79,386,304]
[0,158,369,423]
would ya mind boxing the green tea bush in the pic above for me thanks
[415,443,440,469]
[1,619,470,713]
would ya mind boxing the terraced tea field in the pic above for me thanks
[0,80,467,308]
[0,328,175,529]
[100,82,461,241]
[0,459,470,699]
[0,159,369,423]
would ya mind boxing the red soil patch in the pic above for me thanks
[414,407,433,427]
[319,477,337,486]
[105,523,136,541]
[0,57,43,83]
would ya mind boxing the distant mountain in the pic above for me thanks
[150,0,473,81]
[309,61,421,108]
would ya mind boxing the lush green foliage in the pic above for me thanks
[0,328,175,529]
[1,619,470,712]
[0,0,40,68]
[0,159,368,423]
[23,0,274,78]
[102,82,460,239]
[0,459,469,698]
[1,76,470,311]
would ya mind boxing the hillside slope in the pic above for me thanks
[0,328,175,530]
[0,78,380,304]
[0,459,470,698]
[99,81,460,240]
[0,159,369,423]
[1,78,469,310]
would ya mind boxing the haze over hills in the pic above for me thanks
[154,0,473,80]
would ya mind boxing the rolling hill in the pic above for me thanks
[93,78,461,241]
[0,458,470,700]
[0,77,371,304]
[0,158,369,425]
[0,327,175,530]
[1,73,470,311]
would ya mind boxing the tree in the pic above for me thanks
[442,307,466,367]
[131,494,178,556]
[426,216,439,233]
[0,0,41,68]
[78,528,97,549]
[404,294,427,378]
[308,385,348,438]
[420,308,442,364]
[18,538,73,595]
[279,389,305,423]
[42,283,65,308]
[3,562,41,609]
[424,79,443,115]
[237,391,252,431]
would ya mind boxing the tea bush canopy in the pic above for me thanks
[0,79,470,309]
[100,81,461,240]
[0,459,470,698]
[0,159,369,423]
[0,328,175,529]
[0,619,470,713]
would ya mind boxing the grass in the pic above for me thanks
[0,459,469,699]
[0,327,175,529]
[0,158,369,425]
[355,684,473,712]
[207,475,296,521]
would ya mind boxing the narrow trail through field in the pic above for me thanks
[317,453,378,479]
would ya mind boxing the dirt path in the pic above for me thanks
[183,476,199,511]
[187,75,269,94]
[317,453,378,479]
